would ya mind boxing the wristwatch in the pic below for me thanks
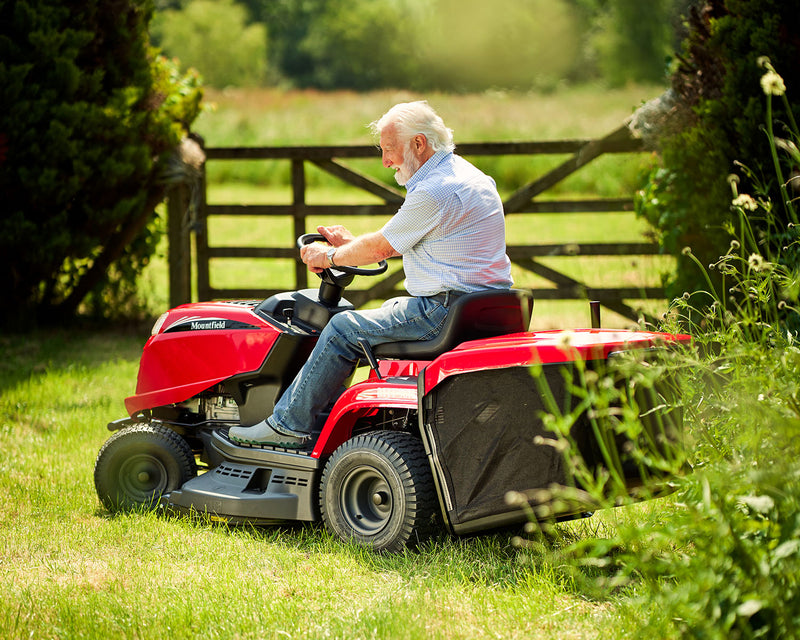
[326,246,338,268]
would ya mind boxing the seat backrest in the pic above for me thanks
[372,289,533,360]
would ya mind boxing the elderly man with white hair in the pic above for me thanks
[230,101,512,448]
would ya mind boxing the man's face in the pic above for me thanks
[379,124,420,186]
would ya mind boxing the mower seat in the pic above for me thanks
[372,289,533,360]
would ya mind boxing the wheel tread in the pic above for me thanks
[94,423,197,512]
[320,430,438,552]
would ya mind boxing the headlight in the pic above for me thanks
[151,312,169,336]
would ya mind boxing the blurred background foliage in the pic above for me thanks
[4,0,799,329]
[154,0,267,88]
[151,0,692,92]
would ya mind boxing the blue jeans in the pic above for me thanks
[268,296,449,436]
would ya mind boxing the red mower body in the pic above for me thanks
[125,301,282,416]
[96,272,690,552]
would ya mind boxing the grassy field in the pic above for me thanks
[4,85,797,639]
[193,85,666,146]
[0,329,665,639]
[0,87,687,639]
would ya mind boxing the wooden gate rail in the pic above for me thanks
[175,124,662,322]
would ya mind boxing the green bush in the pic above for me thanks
[0,0,202,326]
[528,66,800,638]
[577,269,800,638]
[522,209,800,638]
[635,0,800,301]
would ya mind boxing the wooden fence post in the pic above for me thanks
[291,158,307,290]
[195,163,211,301]
[167,183,192,307]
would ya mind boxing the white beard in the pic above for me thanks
[394,146,422,186]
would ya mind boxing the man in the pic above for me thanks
[229,101,512,448]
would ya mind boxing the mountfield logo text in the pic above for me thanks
[191,320,226,330]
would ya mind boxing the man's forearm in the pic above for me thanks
[333,231,398,266]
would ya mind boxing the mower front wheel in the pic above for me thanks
[320,431,437,552]
[94,423,197,512]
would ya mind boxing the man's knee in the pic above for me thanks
[327,310,362,335]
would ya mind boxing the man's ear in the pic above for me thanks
[413,134,427,154]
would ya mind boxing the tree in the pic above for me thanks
[0,0,203,326]
[299,0,416,90]
[636,0,800,302]
[245,0,325,87]
[152,0,267,88]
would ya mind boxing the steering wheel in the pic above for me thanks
[297,233,388,276]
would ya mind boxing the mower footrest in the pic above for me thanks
[164,461,317,522]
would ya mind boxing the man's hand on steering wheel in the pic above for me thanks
[296,233,388,277]
[317,225,354,248]
[299,240,333,274]
[299,227,354,272]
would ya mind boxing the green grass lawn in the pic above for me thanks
[0,330,667,639]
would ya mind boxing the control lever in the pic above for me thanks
[357,337,382,380]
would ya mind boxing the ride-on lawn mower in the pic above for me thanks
[94,234,691,552]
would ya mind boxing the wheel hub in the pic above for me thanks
[119,454,168,501]
[340,465,394,536]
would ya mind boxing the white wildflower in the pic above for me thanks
[732,193,758,211]
[739,494,775,513]
[556,330,574,350]
[761,70,786,96]
[748,253,772,272]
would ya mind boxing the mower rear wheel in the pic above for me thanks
[320,430,437,552]
[94,423,197,512]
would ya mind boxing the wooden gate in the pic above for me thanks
[168,124,663,322]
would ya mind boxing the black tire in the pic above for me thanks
[94,423,197,512]
[319,430,438,552]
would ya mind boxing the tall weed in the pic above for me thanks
[523,58,800,639]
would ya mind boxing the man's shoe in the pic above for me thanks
[228,419,310,449]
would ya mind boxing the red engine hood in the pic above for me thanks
[125,301,280,416]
